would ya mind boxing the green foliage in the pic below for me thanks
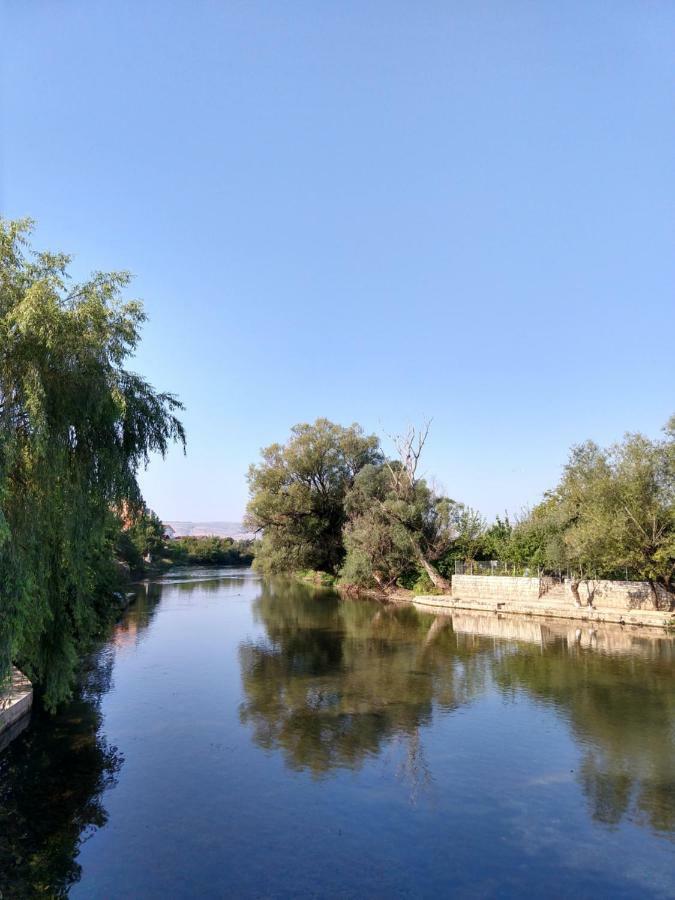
[165,536,255,567]
[435,504,488,576]
[490,501,567,571]
[341,455,490,590]
[115,507,165,571]
[296,569,336,587]
[114,515,256,570]
[340,463,418,589]
[410,571,442,595]
[479,422,675,592]
[247,415,674,596]
[0,219,184,709]
[480,516,512,560]
[245,419,381,575]
[549,429,675,587]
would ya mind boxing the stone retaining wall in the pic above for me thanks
[0,667,33,749]
[451,574,672,612]
[566,578,672,611]
[451,575,543,603]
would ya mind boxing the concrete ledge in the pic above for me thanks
[0,667,33,747]
[413,594,674,630]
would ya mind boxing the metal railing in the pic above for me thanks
[454,560,544,577]
[453,560,639,581]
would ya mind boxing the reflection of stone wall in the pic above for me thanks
[451,612,546,643]
[451,575,672,612]
[449,611,675,659]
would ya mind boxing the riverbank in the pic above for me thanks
[341,574,675,631]
[409,590,674,630]
[0,668,33,752]
[410,605,675,656]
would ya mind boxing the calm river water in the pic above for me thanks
[1,568,674,898]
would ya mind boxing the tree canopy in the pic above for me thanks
[246,416,674,600]
[547,427,675,591]
[341,458,460,590]
[245,419,381,574]
[440,420,674,602]
[0,218,185,708]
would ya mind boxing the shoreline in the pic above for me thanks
[0,668,33,751]
[404,593,674,630]
[336,581,674,631]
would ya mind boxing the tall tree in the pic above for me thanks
[543,423,675,604]
[245,419,381,575]
[342,425,461,591]
[341,463,419,589]
[0,218,185,708]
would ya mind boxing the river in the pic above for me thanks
[1,568,674,898]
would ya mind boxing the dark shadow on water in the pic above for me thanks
[0,580,164,897]
[0,649,122,897]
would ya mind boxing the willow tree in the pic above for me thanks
[0,219,184,708]
[341,425,458,591]
[245,419,381,575]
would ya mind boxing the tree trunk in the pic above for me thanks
[653,576,675,612]
[570,578,582,606]
[419,556,451,592]
[569,577,592,607]
[424,615,450,647]
[664,576,675,613]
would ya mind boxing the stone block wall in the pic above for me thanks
[451,574,672,612]
[451,575,542,602]
[0,667,33,736]
[568,579,672,611]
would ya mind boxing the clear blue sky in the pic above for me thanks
[3,2,674,522]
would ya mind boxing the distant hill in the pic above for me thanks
[165,521,255,540]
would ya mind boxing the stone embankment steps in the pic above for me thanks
[413,576,673,628]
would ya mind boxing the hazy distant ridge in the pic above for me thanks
[165,521,254,539]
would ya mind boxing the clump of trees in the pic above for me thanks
[468,421,674,603]
[341,425,462,591]
[115,506,167,572]
[0,219,185,708]
[245,419,477,591]
[246,416,675,604]
[532,421,674,599]
[245,419,382,575]
[165,536,255,567]
[115,505,256,573]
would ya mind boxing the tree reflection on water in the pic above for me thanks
[240,580,675,837]
[493,634,675,835]
[2,572,673,899]
[239,579,491,780]
[0,648,122,897]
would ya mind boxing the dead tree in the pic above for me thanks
[381,421,452,593]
